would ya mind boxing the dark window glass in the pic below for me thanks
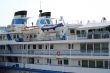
[94,43,100,53]
[82,60,88,67]
[58,59,62,65]
[47,58,51,64]
[28,45,30,49]
[29,58,34,64]
[104,61,108,69]
[64,59,69,65]
[37,59,39,63]
[45,45,48,49]
[101,43,108,53]
[87,43,93,52]
[50,44,54,49]
[89,60,95,68]
[96,61,103,68]
[46,19,50,24]
[33,45,36,49]
[80,43,86,52]
[40,19,46,24]
[38,45,42,49]
[70,29,75,33]
[68,44,71,49]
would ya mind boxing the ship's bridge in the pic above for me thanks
[37,17,52,27]
[36,11,53,27]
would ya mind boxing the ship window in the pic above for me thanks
[64,59,69,65]
[68,44,74,49]
[96,61,103,68]
[101,43,108,53]
[71,44,74,49]
[68,44,71,49]
[87,43,93,53]
[80,43,86,52]
[45,45,48,49]
[50,44,54,49]
[29,58,34,64]
[38,45,42,49]
[34,35,37,38]
[46,19,50,24]
[77,30,80,34]
[70,29,75,34]
[37,59,39,63]
[40,19,46,24]
[82,60,88,67]
[28,45,30,49]
[0,45,5,50]
[13,34,16,39]
[58,59,62,65]
[33,45,36,49]
[7,57,12,62]
[0,36,2,40]
[47,58,51,64]
[89,60,95,68]
[94,43,100,53]
[30,35,32,38]
[104,61,108,69]
[87,33,92,39]
[94,33,101,39]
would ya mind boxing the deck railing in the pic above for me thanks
[0,49,109,56]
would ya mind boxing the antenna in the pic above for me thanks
[39,0,42,17]
[40,0,41,10]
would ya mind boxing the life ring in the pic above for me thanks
[57,51,60,56]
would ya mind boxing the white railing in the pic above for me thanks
[0,49,109,56]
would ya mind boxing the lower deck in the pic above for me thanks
[0,63,110,73]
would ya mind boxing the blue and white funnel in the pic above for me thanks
[11,10,28,25]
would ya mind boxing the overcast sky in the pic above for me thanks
[0,0,110,26]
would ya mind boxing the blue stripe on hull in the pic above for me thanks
[0,66,68,73]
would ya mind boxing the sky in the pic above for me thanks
[0,0,110,26]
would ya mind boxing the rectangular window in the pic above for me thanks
[0,36,2,40]
[87,34,92,39]
[104,61,108,69]
[0,45,5,50]
[94,43,100,53]
[47,58,51,64]
[68,44,74,49]
[50,44,54,49]
[45,45,48,49]
[24,45,26,49]
[80,43,86,52]
[68,44,71,49]
[82,60,88,67]
[64,59,69,65]
[87,43,93,53]
[89,60,95,68]
[96,61,103,68]
[37,59,39,63]
[72,44,74,49]
[70,29,75,34]
[101,43,108,53]
[28,45,30,49]
[33,45,36,49]
[58,59,62,65]
[38,45,42,49]
[94,33,101,39]
[29,58,34,64]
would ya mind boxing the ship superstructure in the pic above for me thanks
[0,10,110,73]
